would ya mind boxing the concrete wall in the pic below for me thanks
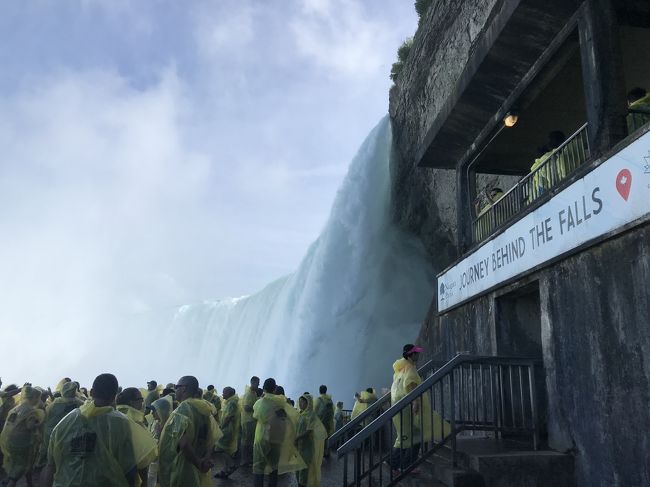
[422,221,650,486]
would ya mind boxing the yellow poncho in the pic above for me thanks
[48,401,150,487]
[116,404,148,429]
[351,390,373,420]
[313,394,335,437]
[391,358,450,448]
[158,398,222,487]
[36,391,83,469]
[252,393,306,475]
[216,394,240,455]
[296,395,327,487]
[0,387,44,479]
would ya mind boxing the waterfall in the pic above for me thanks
[162,116,435,401]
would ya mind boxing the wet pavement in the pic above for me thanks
[212,455,345,486]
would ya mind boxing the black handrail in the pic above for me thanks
[327,358,441,449]
[337,353,542,487]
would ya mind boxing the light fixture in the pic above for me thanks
[503,112,519,127]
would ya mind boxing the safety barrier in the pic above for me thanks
[473,123,590,243]
[337,354,542,487]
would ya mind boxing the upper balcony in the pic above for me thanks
[390,0,650,256]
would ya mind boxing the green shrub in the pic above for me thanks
[415,0,434,24]
[390,38,414,82]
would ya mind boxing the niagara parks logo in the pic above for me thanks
[438,279,456,304]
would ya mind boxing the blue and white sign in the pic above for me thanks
[438,131,650,312]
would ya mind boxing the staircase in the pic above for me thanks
[332,354,575,487]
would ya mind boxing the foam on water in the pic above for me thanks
[163,117,435,400]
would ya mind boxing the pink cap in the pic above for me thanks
[408,345,424,354]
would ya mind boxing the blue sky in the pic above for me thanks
[0,1,416,379]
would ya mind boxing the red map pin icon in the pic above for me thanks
[616,169,632,201]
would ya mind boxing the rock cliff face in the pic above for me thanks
[388,0,502,268]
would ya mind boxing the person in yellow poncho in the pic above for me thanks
[0,386,45,487]
[147,396,173,487]
[313,385,334,459]
[116,388,148,428]
[202,385,222,421]
[158,376,222,487]
[528,131,566,203]
[214,387,240,479]
[43,373,154,487]
[240,375,260,467]
[334,401,345,431]
[295,394,327,487]
[252,378,306,487]
[35,382,84,470]
[389,344,450,473]
[144,381,159,413]
[116,387,156,486]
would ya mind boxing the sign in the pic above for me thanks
[437,131,650,312]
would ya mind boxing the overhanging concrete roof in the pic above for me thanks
[417,0,580,169]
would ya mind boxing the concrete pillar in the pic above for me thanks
[456,164,476,253]
[578,0,628,156]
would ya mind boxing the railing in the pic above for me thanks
[337,354,541,487]
[473,123,590,243]
[627,108,650,134]
[328,359,442,451]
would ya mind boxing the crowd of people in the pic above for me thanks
[0,343,439,486]
[0,373,340,487]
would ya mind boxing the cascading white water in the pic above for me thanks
[163,116,435,401]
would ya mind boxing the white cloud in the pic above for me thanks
[290,0,392,78]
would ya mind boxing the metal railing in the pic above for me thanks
[473,123,590,243]
[337,354,541,487]
[328,359,442,451]
[627,108,650,134]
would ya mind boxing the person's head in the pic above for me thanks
[274,385,285,396]
[80,387,88,396]
[175,376,199,402]
[147,380,157,391]
[489,187,502,199]
[547,131,566,150]
[61,381,78,399]
[250,376,260,388]
[207,385,215,392]
[162,388,175,397]
[255,388,263,398]
[627,87,646,106]
[116,387,144,410]
[336,401,344,409]
[299,395,309,411]
[151,397,172,426]
[366,388,375,395]
[319,385,327,395]
[402,343,423,363]
[22,386,42,406]
[91,373,119,406]
[63,378,71,383]
[222,386,235,399]
[262,378,276,394]
[287,398,295,407]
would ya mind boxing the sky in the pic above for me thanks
[0,1,417,386]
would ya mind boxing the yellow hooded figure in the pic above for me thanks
[216,392,240,456]
[296,394,328,487]
[313,390,335,438]
[36,382,83,469]
[158,397,222,487]
[240,383,258,464]
[252,391,306,476]
[351,390,375,421]
[0,386,45,482]
[391,347,450,450]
